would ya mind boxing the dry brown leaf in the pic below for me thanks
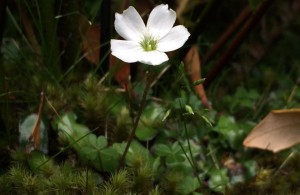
[79,16,130,86]
[19,6,41,58]
[26,92,44,153]
[109,55,130,87]
[243,109,300,153]
[79,16,101,65]
[184,45,211,109]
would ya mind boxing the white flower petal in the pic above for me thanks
[157,25,190,52]
[111,40,168,65]
[146,4,176,39]
[111,39,142,63]
[139,50,169,65]
[115,6,146,41]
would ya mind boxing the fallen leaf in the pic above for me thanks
[109,55,130,87]
[26,92,44,153]
[184,45,211,109]
[79,16,130,86]
[243,109,300,153]
[19,4,41,60]
[79,16,100,65]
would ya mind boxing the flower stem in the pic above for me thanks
[119,72,152,168]
[179,99,202,185]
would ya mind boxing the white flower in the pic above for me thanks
[111,4,190,66]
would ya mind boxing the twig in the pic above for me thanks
[150,64,170,88]
[204,0,274,88]
[27,91,44,152]
[203,5,252,64]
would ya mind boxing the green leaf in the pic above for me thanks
[27,151,51,172]
[79,136,108,163]
[97,136,107,149]
[126,140,153,165]
[136,104,163,141]
[200,115,213,127]
[208,169,229,192]
[166,154,185,164]
[180,176,201,194]
[152,157,161,173]
[112,142,126,155]
[162,108,171,121]
[135,125,158,141]
[225,87,259,113]
[215,115,245,149]
[55,112,91,149]
[99,147,119,171]
[19,114,48,154]
[192,78,206,86]
[80,147,97,161]
[88,134,97,147]
[171,142,184,155]
[156,144,171,156]
[185,105,194,115]
[156,142,185,163]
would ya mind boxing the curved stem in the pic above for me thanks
[119,72,151,167]
[178,99,202,185]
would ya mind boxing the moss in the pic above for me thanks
[160,171,183,195]
[109,169,132,192]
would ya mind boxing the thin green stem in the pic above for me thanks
[178,141,194,169]
[119,72,151,168]
[208,143,220,169]
[273,151,295,177]
[178,99,202,185]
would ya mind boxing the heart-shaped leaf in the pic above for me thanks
[135,104,163,141]
[156,142,185,163]
[80,147,97,161]
[55,112,91,149]
[99,147,119,171]
[97,136,107,149]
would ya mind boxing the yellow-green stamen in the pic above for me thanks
[140,36,157,51]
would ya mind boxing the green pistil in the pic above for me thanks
[140,37,157,52]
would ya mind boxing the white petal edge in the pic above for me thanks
[146,4,176,39]
[157,25,190,52]
[138,50,169,65]
[111,39,143,63]
[114,6,146,41]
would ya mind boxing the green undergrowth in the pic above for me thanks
[0,150,194,194]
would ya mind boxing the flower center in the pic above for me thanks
[140,36,157,52]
